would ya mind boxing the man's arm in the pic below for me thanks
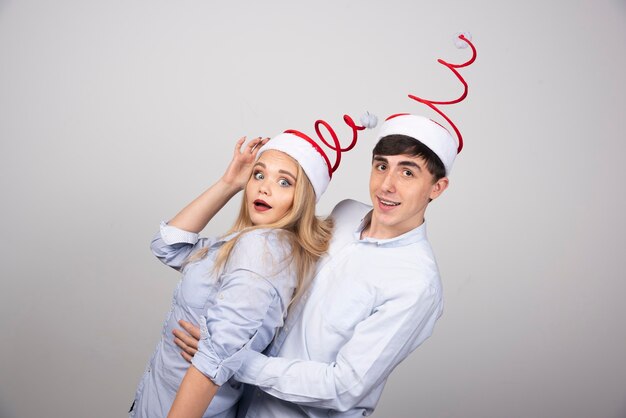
[238,283,441,411]
[176,283,441,412]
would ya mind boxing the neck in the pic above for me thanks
[361,214,424,240]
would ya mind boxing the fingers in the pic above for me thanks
[173,328,198,349]
[174,320,201,363]
[249,137,269,156]
[234,136,270,156]
[244,136,264,153]
[179,319,201,340]
[180,350,194,364]
[174,334,197,355]
[234,136,247,155]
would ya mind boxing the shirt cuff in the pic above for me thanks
[191,320,259,386]
[159,221,199,245]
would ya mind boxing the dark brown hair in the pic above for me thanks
[372,134,446,182]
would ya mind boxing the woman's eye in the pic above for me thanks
[278,178,291,187]
[254,172,264,180]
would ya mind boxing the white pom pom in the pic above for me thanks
[454,32,472,49]
[360,112,378,129]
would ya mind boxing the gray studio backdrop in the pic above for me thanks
[1,1,625,417]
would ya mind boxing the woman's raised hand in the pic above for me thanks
[168,137,269,232]
[221,136,269,190]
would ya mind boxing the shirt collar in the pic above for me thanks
[353,210,427,248]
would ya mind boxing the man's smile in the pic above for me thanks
[377,196,400,207]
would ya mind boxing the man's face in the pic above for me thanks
[368,154,449,238]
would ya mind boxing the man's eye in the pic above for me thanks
[254,172,264,180]
[278,178,291,187]
[376,164,387,171]
[403,170,414,177]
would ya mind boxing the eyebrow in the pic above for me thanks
[372,156,423,171]
[254,162,297,181]
[279,169,296,181]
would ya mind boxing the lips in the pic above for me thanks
[253,199,272,212]
[377,196,400,207]
[376,196,401,213]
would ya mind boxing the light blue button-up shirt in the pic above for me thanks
[235,199,444,418]
[131,223,296,418]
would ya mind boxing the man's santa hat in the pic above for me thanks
[377,32,477,175]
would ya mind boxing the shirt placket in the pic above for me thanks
[268,240,358,356]
[245,242,361,418]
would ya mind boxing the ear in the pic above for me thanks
[429,177,449,201]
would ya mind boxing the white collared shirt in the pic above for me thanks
[235,199,444,417]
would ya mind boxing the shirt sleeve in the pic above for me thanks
[234,282,442,411]
[150,221,214,271]
[191,229,296,386]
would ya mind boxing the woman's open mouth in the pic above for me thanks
[253,199,272,212]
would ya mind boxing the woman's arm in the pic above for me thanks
[167,366,219,418]
[173,285,441,412]
[168,230,294,418]
[168,136,268,233]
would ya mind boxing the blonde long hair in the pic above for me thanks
[190,162,333,306]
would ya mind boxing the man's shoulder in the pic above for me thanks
[330,199,371,223]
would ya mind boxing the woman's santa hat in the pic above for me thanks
[378,32,477,175]
[259,113,377,201]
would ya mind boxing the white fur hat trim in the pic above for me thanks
[258,133,331,202]
[377,114,457,175]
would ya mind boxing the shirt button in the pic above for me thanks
[218,293,224,300]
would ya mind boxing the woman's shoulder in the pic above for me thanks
[231,228,293,256]
[234,227,291,242]
[224,228,294,276]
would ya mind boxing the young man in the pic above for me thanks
[174,114,456,417]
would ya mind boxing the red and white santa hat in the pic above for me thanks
[378,32,477,175]
[258,113,378,202]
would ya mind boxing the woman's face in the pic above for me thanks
[245,150,298,226]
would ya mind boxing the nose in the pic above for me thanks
[258,179,271,195]
[381,171,396,193]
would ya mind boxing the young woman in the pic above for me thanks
[130,135,334,418]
